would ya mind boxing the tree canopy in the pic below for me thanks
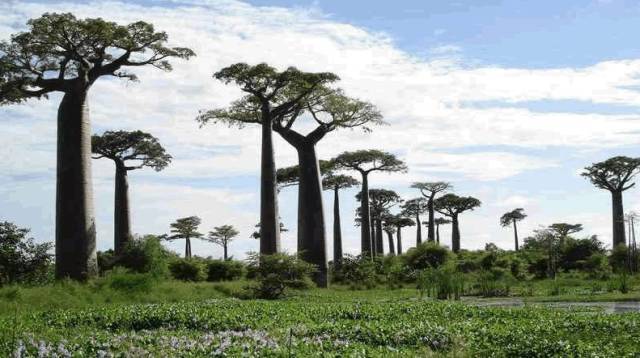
[356,189,402,218]
[548,223,583,238]
[92,130,172,170]
[332,149,407,174]
[400,198,428,217]
[322,174,359,191]
[582,156,640,192]
[411,182,451,197]
[434,194,482,217]
[206,225,239,246]
[167,216,203,241]
[500,208,527,227]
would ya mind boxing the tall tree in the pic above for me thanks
[197,64,337,258]
[434,194,481,253]
[322,174,359,269]
[333,150,407,256]
[166,216,203,258]
[206,225,239,261]
[582,156,640,247]
[92,130,171,255]
[411,182,451,242]
[548,223,583,239]
[400,198,428,246]
[0,13,194,280]
[382,219,396,255]
[388,215,414,254]
[433,217,451,244]
[356,189,402,256]
[500,208,527,251]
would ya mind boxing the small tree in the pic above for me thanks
[500,208,527,251]
[206,225,239,261]
[400,198,428,246]
[0,13,193,280]
[166,216,203,258]
[92,130,171,254]
[433,217,451,244]
[0,222,52,285]
[411,182,452,242]
[548,223,583,240]
[356,189,402,256]
[382,219,397,255]
[333,150,407,256]
[322,174,359,268]
[582,156,640,247]
[389,215,415,255]
[434,194,481,253]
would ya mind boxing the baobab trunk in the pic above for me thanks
[360,174,373,256]
[415,212,422,245]
[513,220,519,251]
[333,187,343,269]
[451,215,461,253]
[387,231,395,255]
[296,144,328,287]
[375,219,384,256]
[55,87,98,280]
[260,118,281,254]
[436,224,440,244]
[612,190,626,247]
[396,227,403,254]
[370,221,377,257]
[223,243,228,261]
[114,162,132,255]
[427,196,435,242]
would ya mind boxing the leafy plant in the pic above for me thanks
[246,253,316,299]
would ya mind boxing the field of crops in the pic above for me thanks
[2,290,640,357]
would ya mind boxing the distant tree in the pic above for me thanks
[166,216,203,258]
[382,219,396,255]
[92,130,171,254]
[434,194,481,253]
[322,174,359,268]
[433,217,451,244]
[400,198,428,246]
[197,63,337,258]
[356,189,402,256]
[411,182,452,242]
[0,222,52,285]
[582,156,640,247]
[500,208,527,251]
[548,223,583,240]
[523,228,560,278]
[388,215,415,254]
[333,150,407,256]
[206,225,239,261]
[0,13,194,280]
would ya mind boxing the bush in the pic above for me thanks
[584,253,611,279]
[332,254,378,290]
[207,260,245,282]
[417,265,464,300]
[0,222,52,286]
[97,235,173,278]
[246,253,316,299]
[609,244,629,273]
[169,258,205,281]
[474,268,514,297]
[103,268,154,294]
[404,242,450,271]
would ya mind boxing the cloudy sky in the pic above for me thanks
[2,0,640,259]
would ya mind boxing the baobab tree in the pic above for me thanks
[388,215,414,254]
[197,63,337,257]
[400,198,428,246]
[333,150,407,256]
[206,225,239,261]
[434,194,481,253]
[382,219,396,255]
[166,216,203,258]
[582,156,640,247]
[92,130,171,255]
[322,174,359,268]
[0,13,194,279]
[500,208,527,251]
[411,182,451,242]
[434,217,451,244]
[356,189,402,256]
[548,223,583,240]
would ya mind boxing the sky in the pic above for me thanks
[1,0,640,260]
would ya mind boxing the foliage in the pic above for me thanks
[101,268,154,294]
[500,208,527,226]
[404,242,450,272]
[206,260,245,282]
[581,156,640,192]
[332,149,408,174]
[168,258,206,282]
[205,225,239,259]
[0,222,52,286]
[417,265,464,300]
[434,193,482,217]
[97,235,173,278]
[92,130,171,170]
[167,216,203,241]
[246,253,316,299]
[609,244,630,273]
[331,254,378,290]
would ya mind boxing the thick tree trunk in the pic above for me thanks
[513,221,519,251]
[387,231,395,255]
[375,219,384,256]
[612,190,626,248]
[333,187,343,269]
[114,162,132,255]
[436,224,440,244]
[427,195,435,242]
[451,215,461,253]
[416,212,422,245]
[295,144,328,287]
[371,220,377,257]
[55,88,97,280]
[259,118,281,255]
[360,174,373,256]
[223,243,228,261]
[396,227,403,254]
[185,238,191,258]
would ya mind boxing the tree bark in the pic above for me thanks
[375,219,384,256]
[360,174,373,256]
[427,195,435,242]
[185,238,192,258]
[611,190,626,248]
[396,227,403,254]
[436,224,440,244]
[114,161,132,255]
[259,118,281,255]
[513,220,519,251]
[295,144,328,287]
[387,231,395,255]
[371,219,377,257]
[223,243,228,261]
[55,87,98,280]
[416,212,422,245]
[451,214,461,253]
[333,187,343,269]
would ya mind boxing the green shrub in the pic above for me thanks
[246,253,316,299]
[207,260,245,282]
[168,259,205,282]
[584,253,611,279]
[474,268,514,297]
[104,268,154,294]
[98,235,173,278]
[609,244,629,273]
[331,254,378,290]
[0,222,53,286]
[417,265,464,300]
[404,242,450,271]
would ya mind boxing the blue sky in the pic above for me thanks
[1,0,640,259]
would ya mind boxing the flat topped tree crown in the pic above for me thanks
[207,225,239,243]
[434,194,481,216]
[582,156,640,192]
[332,149,408,174]
[322,174,359,191]
[168,216,203,240]
[92,130,171,171]
[400,198,428,217]
[548,223,583,238]
[0,12,195,98]
[500,208,527,226]
[356,188,402,215]
[411,182,452,197]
